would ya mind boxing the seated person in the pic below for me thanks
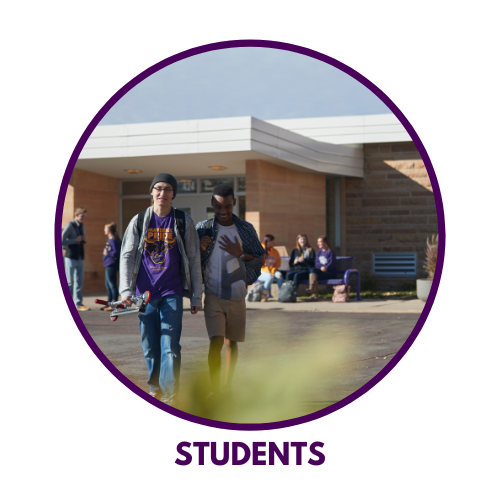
[309,235,337,300]
[286,234,316,291]
[259,234,284,301]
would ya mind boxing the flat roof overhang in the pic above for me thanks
[77,116,364,180]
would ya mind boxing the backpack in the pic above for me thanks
[278,280,297,303]
[246,281,264,302]
[332,285,350,303]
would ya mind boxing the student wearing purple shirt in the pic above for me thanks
[309,235,337,301]
[119,173,202,406]
[101,222,121,310]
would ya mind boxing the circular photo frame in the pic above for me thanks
[54,39,445,431]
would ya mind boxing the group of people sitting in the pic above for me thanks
[258,233,337,301]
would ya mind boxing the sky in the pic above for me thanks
[99,47,390,125]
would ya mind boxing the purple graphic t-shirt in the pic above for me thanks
[135,209,184,300]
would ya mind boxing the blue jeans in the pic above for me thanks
[105,265,119,302]
[259,271,284,291]
[64,257,84,306]
[139,294,183,400]
[286,269,311,289]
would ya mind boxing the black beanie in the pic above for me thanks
[150,173,178,199]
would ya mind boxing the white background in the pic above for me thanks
[2,1,499,498]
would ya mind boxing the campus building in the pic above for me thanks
[63,114,438,292]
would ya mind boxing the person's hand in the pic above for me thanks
[122,296,133,306]
[294,258,300,264]
[103,248,108,256]
[321,266,327,272]
[191,306,200,315]
[298,256,304,263]
[219,235,243,258]
[200,236,213,253]
[82,235,87,243]
[74,235,83,243]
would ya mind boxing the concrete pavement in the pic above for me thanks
[82,293,425,314]
[77,292,423,423]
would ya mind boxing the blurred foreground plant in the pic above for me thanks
[423,234,438,279]
[174,336,351,424]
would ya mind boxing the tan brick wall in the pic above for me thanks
[246,159,326,254]
[345,142,438,287]
[61,168,119,294]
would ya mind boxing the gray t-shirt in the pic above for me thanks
[205,223,247,301]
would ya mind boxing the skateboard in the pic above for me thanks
[95,291,151,321]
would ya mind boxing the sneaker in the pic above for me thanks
[160,395,177,407]
[77,305,90,311]
[104,306,113,312]
[148,391,161,399]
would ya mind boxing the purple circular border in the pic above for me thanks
[54,39,445,431]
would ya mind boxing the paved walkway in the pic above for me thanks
[77,292,424,423]
[82,293,424,314]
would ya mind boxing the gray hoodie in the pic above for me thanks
[119,206,203,308]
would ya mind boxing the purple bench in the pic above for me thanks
[279,256,362,301]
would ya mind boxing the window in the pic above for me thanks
[206,207,215,219]
[201,177,234,193]
[237,177,246,192]
[177,179,198,193]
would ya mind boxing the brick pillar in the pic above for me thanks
[62,168,119,294]
[245,159,326,254]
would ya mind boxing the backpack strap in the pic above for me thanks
[136,209,147,240]
[174,209,185,244]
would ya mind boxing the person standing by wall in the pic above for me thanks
[119,173,202,406]
[62,207,89,311]
[259,234,284,301]
[196,184,265,398]
[102,222,121,311]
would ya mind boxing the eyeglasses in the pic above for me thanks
[153,187,174,194]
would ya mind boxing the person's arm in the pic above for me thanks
[273,251,281,274]
[305,248,316,267]
[219,224,266,263]
[62,222,81,246]
[107,239,120,262]
[327,250,337,272]
[315,251,321,269]
[199,236,212,255]
[219,235,264,263]
[184,217,203,313]
[119,216,140,304]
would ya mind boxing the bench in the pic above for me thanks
[279,256,362,301]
